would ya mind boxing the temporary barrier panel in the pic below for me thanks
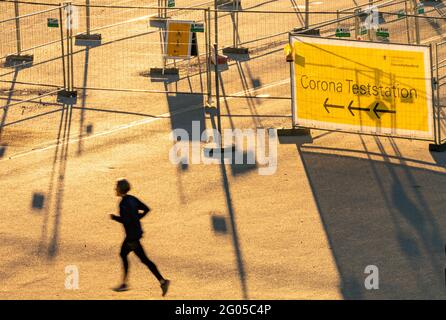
[290,35,434,140]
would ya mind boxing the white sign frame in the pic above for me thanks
[165,20,194,60]
[290,35,434,140]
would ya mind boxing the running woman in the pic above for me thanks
[110,178,170,296]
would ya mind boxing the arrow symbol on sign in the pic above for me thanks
[348,100,370,116]
[373,102,396,119]
[323,98,344,113]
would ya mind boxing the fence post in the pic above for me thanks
[305,0,309,29]
[66,3,71,92]
[65,2,74,92]
[404,0,411,44]
[436,43,441,143]
[86,0,91,35]
[14,0,21,55]
[231,0,240,48]
[57,2,76,107]
[430,43,438,145]
[289,33,296,128]
[205,8,212,106]
[235,0,240,47]
[59,4,67,90]
[232,1,235,47]
[214,0,222,142]
[354,9,360,39]
[156,0,167,19]
[413,0,420,44]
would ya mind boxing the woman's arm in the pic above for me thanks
[110,214,123,223]
[137,199,150,219]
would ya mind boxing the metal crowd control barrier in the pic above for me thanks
[1,0,446,151]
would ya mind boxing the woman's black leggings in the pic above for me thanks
[120,240,164,282]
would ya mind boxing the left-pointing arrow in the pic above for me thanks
[373,102,396,119]
[323,98,344,113]
[348,101,370,116]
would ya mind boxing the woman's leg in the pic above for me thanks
[120,241,131,284]
[133,242,164,282]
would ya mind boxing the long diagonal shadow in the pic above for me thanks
[235,62,262,128]
[38,104,73,259]
[48,105,73,258]
[0,68,19,157]
[289,0,305,26]
[208,113,249,299]
[298,137,446,299]
[39,105,66,255]
[377,137,444,293]
[1,108,63,128]
[77,47,90,155]
[218,72,235,130]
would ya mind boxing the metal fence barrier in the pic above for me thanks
[2,0,446,147]
[0,4,66,104]
[433,40,446,144]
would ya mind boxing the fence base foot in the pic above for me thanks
[0,144,6,158]
[293,28,321,36]
[150,67,179,76]
[429,142,446,152]
[210,62,229,72]
[149,16,170,27]
[205,105,217,115]
[222,47,249,55]
[4,54,34,68]
[204,143,236,158]
[57,90,78,105]
[217,0,241,7]
[75,34,102,47]
[277,128,312,145]
[149,16,170,21]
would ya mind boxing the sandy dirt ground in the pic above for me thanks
[1,0,446,300]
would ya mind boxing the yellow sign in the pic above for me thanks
[291,36,434,139]
[284,44,293,62]
[166,20,193,59]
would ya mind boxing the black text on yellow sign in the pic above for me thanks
[166,21,193,59]
[291,36,434,139]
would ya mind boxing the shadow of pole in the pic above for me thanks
[377,137,444,293]
[38,103,73,259]
[0,68,19,153]
[48,104,73,258]
[77,47,90,156]
[298,135,446,299]
[218,159,249,299]
[217,72,235,130]
[209,112,249,299]
[235,62,262,128]
[176,163,187,204]
[219,160,249,299]
[289,0,305,26]
[359,135,444,297]
[295,143,350,297]
[38,105,66,255]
